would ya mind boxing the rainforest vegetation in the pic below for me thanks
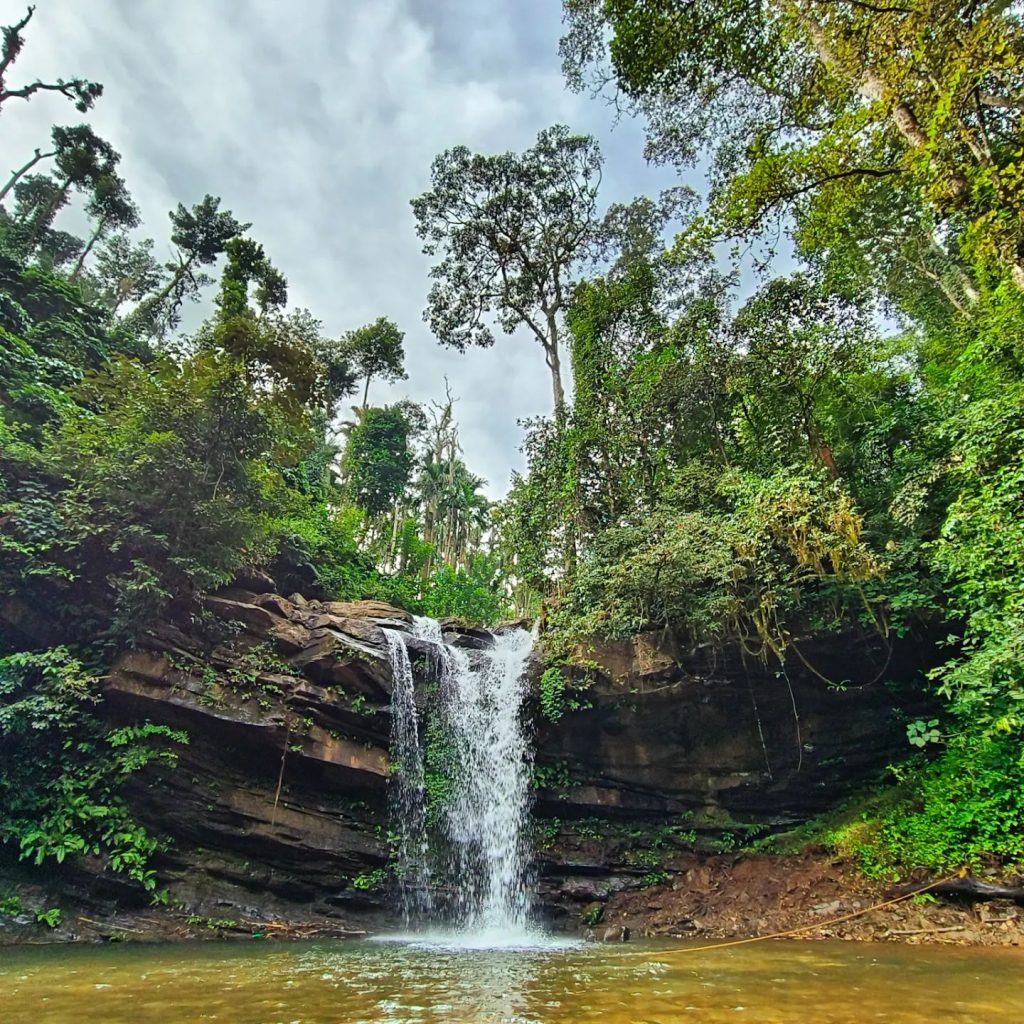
[2,2,1023,895]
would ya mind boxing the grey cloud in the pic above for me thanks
[0,0,686,496]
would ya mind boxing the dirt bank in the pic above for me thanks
[601,851,1024,947]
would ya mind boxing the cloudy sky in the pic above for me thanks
[1,0,684,495]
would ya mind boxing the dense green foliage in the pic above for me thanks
[0,648,186,892]
[3,1,1023,894]
[0,8,505,896]
[500,0,1024,874]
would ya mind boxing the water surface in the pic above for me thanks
[2,937,1022,1023]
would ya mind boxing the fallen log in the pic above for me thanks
[889,877,1024,906]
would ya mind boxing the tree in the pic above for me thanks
[412,124,603,411]
[128,195,249,336]
[0,6,102,115]
[343,404,416,518]
[2,173,75,254]
[730,276,875,481]
[314,334,360,419]
[90,233,164,314]
[343,316,407,408]
[69,172,139,281]
[561,0,1024,291]
[22,125,120,251]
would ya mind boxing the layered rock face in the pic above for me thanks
[1,581,928,940]
[0,584,419,942]
[102,594,405,934]
[531,628,930,928]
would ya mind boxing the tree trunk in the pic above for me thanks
[362,373,372,409]
[544,312,566,413]
[127,261,189,332]
[388,502,402,571]
[69,214,108,281]
[24,175,71,250]
[0,147,55,203]
[797,12,974,204]
[889,876,1024,906]
[422,506,436,580]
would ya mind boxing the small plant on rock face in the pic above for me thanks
[580,902,604,927]
[531,817,561,849]
[538,664,594,723]
[640,870,669,888]
[35,907,61,928]
[352,868,388,891]
[530,760,573,794]
[0,894,22,916]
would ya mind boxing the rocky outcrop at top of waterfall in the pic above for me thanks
[0,575,935,945]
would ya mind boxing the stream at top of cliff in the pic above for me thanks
[3,936,1023,1023]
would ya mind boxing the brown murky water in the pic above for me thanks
[2,935,1022,1023]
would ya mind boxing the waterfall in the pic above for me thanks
[382,616,536,940]
[439,627,535,935]
[382,627,432,923]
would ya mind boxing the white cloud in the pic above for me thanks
[0,0,681,496]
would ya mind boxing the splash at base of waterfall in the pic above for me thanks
[372,927,580,951]
[382,616,538,942]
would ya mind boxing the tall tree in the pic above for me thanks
[90,233,164,314]
[343,316,407,408]
[561,0,1024,291]
[128,195,249,337]
[23,124,119,250]
[0,6,102,115]
[343,404,417,518]
[412,124,603,411]
[69,172,139,281]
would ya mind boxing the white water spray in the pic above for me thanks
[382,617,537,943]
[383,626,432,923]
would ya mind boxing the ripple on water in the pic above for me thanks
[2,938,1024,1024]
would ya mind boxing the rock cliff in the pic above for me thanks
[529,627,932,928]
[0,581,932,943]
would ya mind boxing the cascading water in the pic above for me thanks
[382,616,537,942]
[383,627,432,923]
[439,628,536,936]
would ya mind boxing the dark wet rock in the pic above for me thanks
[230,567,278,594]
[1,577,953,946]
[533,627,937,927]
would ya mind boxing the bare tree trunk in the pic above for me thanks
[362,373,372,409]
[0,147,55,203]
[544,312,566,412]
[69,213,108,281]
[388,502,402,571]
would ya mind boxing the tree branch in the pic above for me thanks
[0,5,34,81]
[977,91,1024,112]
